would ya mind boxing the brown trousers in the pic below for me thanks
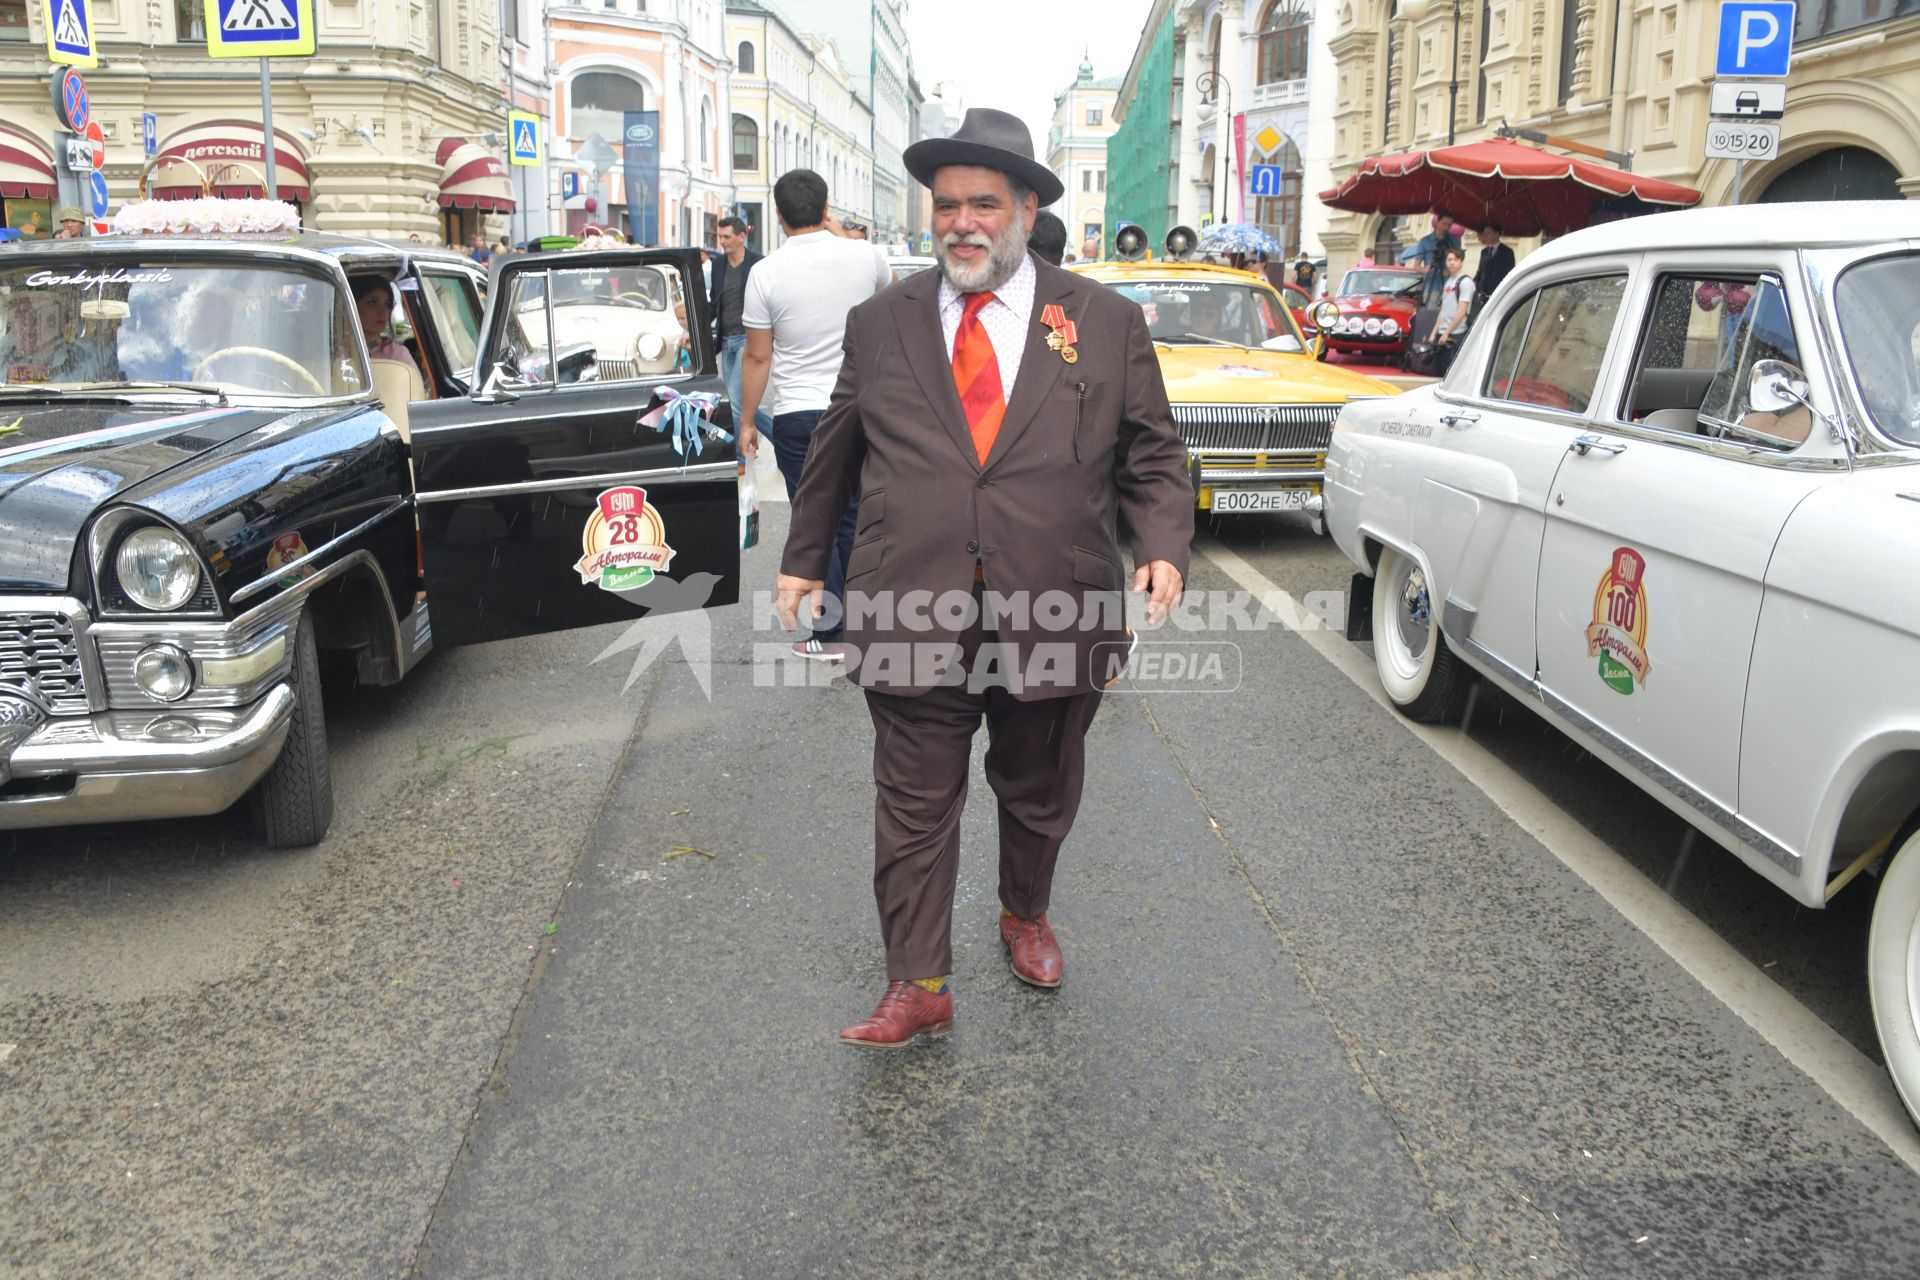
[862,598,1104,981]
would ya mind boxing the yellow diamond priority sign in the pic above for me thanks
[1253,124,1285,155]
[203,0,316,58]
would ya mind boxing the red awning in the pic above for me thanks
[0,123,57,201]
[1320,138,1702,237]
[151,119,312,201]
[437,139,514,213]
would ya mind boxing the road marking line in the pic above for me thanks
[1195,533,1920,1176]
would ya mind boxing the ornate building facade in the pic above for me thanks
[1322,1,1920,281]
[0,0,535,245]
[725,0,874,254]
[1046,56,1120,258]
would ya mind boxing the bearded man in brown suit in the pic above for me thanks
[775,108,1194,1049]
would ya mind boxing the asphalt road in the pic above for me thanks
[3,470,1917,1278]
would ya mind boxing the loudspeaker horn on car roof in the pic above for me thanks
[1163,226,1198,262]
[1114,223,1149,262]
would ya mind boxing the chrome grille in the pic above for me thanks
[1172,404,1339,453]
[0,612,89,715]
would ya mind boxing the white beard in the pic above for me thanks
[936,218,1028,293]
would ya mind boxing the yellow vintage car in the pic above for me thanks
[1072,247,1399,517]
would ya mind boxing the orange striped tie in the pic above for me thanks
[952,291,1005,465]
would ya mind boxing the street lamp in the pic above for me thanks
[1404,0,1463,146]
[1196,67,1231,225]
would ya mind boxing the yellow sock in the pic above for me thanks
[1001,905,1015,919]
[911,975,949,995]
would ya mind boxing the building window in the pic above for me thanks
[503,0,519,44]
[1097,169,1106,192]
[1476,0,1493,119]
[1557,0,1580,104]
[738,41,755,74]
[0,0,27,41]
[569,71,646,147]
[1256,0,1310,84]
[174,0,204,41]
[699,98,713,167]
[1082,169,1093,192]
[1251,136,1303,256]
[733,115,759,172]
[1086,106,1103,126]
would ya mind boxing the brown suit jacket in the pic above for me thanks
[781,254,1194,699]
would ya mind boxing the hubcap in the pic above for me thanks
[1907,907,1920,1048]
[1392,563,1432,665]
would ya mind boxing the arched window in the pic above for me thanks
[733,114,759,173]
[1758,146,1902,203]
[1257,1,1310,84]
[569,71,645,148]
[737,41,755,74]
[699,97,713,166]
[1251,135,1304,256]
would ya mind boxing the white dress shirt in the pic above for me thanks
[937,253,1036,403]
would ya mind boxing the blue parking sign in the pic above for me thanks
[142,112,158,160]
[1716,2,1795,77]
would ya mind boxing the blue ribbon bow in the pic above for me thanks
[641,386,732,469]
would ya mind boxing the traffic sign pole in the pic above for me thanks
[260,58,278,200]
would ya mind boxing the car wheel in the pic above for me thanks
[1868,826,1920,1130]
[1371,546,1467,723]
[247,612,334,848]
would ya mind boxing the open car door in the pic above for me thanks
[406,248,739,646]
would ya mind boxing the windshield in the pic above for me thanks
[1340,270,1424,299]
[1108,280,1299,348]
[1834,251,1920,447]
[545,266,673,311]
[0,257,365,399]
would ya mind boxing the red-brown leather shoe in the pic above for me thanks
[1000,912,1063,988]
[839,981,954,1049]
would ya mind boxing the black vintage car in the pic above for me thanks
[0,231,739,846]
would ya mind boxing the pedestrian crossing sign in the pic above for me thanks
[508,111,541,167]
[42,0,97,68]
[203,0,316,58]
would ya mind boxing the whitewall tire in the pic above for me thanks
[1371,545,1468,724]
[1868,828,1920,1130]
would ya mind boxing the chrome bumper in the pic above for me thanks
[0,685,295,830]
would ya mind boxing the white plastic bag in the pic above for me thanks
[738,460,760,551]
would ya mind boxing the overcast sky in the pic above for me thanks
[901,0,1159,159]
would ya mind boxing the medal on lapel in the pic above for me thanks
[1041,303,1079,364]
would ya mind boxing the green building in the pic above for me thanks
[1105,0,1177,253]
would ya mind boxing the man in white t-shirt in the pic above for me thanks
[739,168,892,660]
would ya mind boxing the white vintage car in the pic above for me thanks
[1324,202,1920,1124]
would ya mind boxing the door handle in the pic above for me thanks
[1569,434,1627,457]
[1439,410,1480,429]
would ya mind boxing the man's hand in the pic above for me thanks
[1132,559,1184,625]
[739,423,759,458]
[775,573,826,630]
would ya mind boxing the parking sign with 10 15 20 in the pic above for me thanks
[1705,121,1778,161]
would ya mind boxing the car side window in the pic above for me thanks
[1619,274,1763,435]
[1695,275,1811,450]
[419,270,483,376]
[1481,275,1626,415]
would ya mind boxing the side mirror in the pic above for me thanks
[1747,358,1810,414]
[471,360,522,405]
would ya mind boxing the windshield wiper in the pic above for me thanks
[1160,333,1242,347]
[70,381,231,404]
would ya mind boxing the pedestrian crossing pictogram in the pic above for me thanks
[42,0,97,66]
[508,110,542,166]
[204,0,315,57]
[53,0,86,44]
[223,0,295,30]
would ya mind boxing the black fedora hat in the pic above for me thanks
[903,107,1064,206]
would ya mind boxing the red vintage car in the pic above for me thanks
[1313,266,1427,363]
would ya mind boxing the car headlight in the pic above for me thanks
[1381,318,1400,337]
[115,527,202,611]
[133,644,195,702]
[1363,317,1383,336]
